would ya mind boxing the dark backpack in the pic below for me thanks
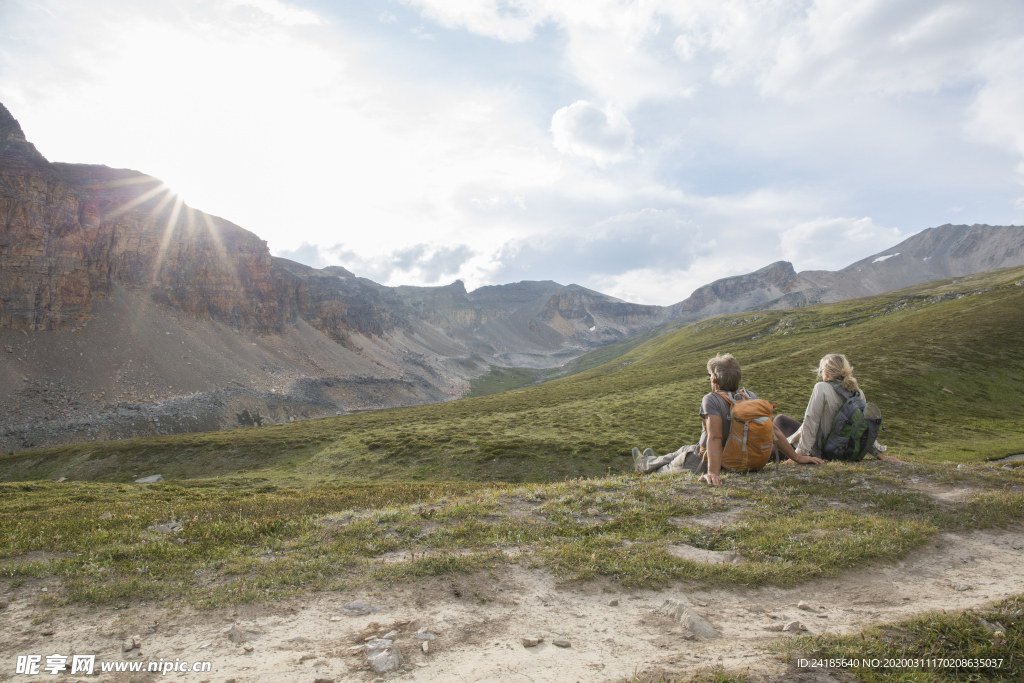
[817,382,882,461]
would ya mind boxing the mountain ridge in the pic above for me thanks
[2,100,1023,451]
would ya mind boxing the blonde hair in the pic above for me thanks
[708,353,742,392]
[818,353,860,394]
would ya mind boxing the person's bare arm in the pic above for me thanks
[698,415,725,486]
[773,424,824,464]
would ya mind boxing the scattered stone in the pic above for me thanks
[99,512,114,520]
[345,646,363,655]
[226,624,260,644]
[957,464,966,470]
[521,636,543,648]
[135,474,164,483]
[55,477,66,483]
[979,619,1005,633]
[366,638,402,673]
[298,653,316,664]
[816,614,828,618]
[608,599,618,607]
[41,626,54,636]
[243,645,254,653]
[782,620,805,632]
[416,632,436,641]
[147,521,182,534]
[329,616,342,622]
[342,601,381,616]
[406,619,422,631]
[659,599,720,639]
[667,543,744,565]
[586,508,599,516]
[955,585,971,591]
[421,641,429,654]
[552,639,571,648]
[0,598,8,609]
[121,639,135,652]
[384,630,399,639]
[797,601,814,611]
[132,635,142,649]
[313,678,335,683]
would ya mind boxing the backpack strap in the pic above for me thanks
[828,380,859,401]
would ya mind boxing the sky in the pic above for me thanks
[2,0,1023,305]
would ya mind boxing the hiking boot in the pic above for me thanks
[632,447,644,472]
[643,448,654,459]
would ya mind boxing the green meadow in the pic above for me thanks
[2,266,1024,680]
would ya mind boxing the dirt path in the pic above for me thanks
[2,526,1022,682]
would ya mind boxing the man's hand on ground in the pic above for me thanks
[698,472,722,486]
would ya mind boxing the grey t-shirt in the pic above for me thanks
[698,389,758,451]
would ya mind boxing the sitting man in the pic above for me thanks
[632,353,824,485]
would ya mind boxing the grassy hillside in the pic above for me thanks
[2,265,1024,485]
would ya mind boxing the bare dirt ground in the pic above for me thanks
[2,526,1022,683]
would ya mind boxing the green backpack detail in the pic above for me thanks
[817,381,882,461]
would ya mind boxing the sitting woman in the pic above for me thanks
[775,353,900,462]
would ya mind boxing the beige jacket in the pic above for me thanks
[790,382,867,458]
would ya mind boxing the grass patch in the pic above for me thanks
[2,267,1023,609]
[786,593,1024,681]
[2,459,1023,608]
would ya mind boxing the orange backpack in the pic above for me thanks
[705,390,776,472]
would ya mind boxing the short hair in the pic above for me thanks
[707,353,741,392]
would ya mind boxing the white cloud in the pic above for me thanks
[967,37,1024,176]
[222,0,321,25]
[780,217,904,271]
[551,101,633,166]
[400,0,551,42]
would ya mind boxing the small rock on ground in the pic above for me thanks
[608,599,618,606]
[521,637,543,648]
[783,620,806,632]
[552,639,571,648]
[659,599,720,639]
[366,638,402,673]
[135,474,164,483]
[342,601,382,615]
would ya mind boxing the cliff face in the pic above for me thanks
[0,103,415,347]
[0,105,284,333]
